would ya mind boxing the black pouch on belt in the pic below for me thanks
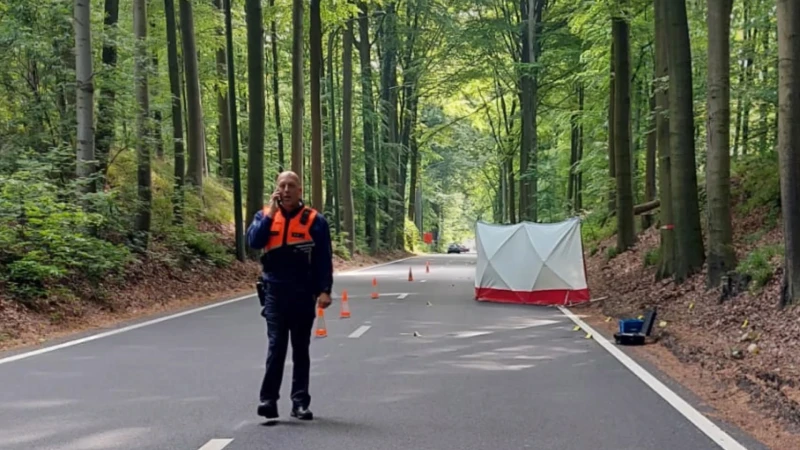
[256,280,266,307]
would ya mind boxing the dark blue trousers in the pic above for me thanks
[259,282,316,408]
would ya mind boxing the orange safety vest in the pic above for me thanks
[262,205,318,254]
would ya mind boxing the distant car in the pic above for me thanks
[447,243,465,254]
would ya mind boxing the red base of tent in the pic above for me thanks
[475,287,591,306]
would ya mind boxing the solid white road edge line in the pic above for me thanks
[0,256,416,366]
[557,306,748,450]
[0,293,254,366]
[397,293,408,299]
[197,438,234,450]
[348,325,372,339]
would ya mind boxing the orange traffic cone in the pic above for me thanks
[408,267,414,282]
[426,261,430,273]
[340,290,351,318]
[315,307,327,337]
[371,277,379,299]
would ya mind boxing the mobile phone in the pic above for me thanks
[272,189,281,205]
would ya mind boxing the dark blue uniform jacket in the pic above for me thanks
[246,203,334,297]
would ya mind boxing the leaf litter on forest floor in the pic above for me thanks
[580,222,800,450]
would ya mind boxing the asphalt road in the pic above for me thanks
[0,254,768,450]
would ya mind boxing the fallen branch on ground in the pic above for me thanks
[600,200,661,226]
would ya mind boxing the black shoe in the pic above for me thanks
[291,405,313,420]
[257,401,279,420]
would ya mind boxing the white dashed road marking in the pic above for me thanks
[452,331,493,338]
[198,438,233,450]
[348,325,372,339]
[397,293,408,299]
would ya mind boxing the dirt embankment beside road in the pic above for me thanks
[580,210,800,450]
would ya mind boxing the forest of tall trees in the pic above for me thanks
[6,2,800,444]
[0,0,797,308]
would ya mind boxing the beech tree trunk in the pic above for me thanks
[655,0,675,281]
[568,86,578,212]
[576,84,584,211]
[613,1,635,252]
[643,89,656,230]
[358,2,378,253]
[777,0,800,306]
[179,0,205,189]
[326,31,341,234]
[223,0,245,261]
[134,0,152,247]
[379,2,399,248]
[245,0,265,236]
[74,0,95,196]
[666,0,705,282]
[706,0,736,288]
[150,32,164,161]
[519,0,534,222]
[269,0,284,170]
[213,0,232,179]
[164,0,185,224]
[309,0,323,209]
[291,0,304,178]
[341,20,356,257]
[96,0,119,190]
[608,41,616,214]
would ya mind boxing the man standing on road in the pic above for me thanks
[246,170,334,422]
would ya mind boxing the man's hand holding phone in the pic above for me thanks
[266,189,281,218]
